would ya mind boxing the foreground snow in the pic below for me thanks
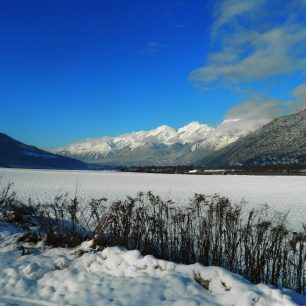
[0,223,305,306]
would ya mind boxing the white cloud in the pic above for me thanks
[210,97,286,136]
[190,0,306,87]
[225,98,285,121]
[220,82,306,131]
[211,0,261,37]
[292,82,306,110]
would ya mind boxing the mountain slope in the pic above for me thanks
[53,119,267,166]
[0,133,87,169]
[206,109,306,167]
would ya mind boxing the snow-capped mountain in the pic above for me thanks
[52,118,269,166]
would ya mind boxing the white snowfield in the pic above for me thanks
[0,223,304,306]
[1,168,306,229]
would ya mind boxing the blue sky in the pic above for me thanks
[1,0,306,148]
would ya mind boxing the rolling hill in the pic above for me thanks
[0,133,87,170]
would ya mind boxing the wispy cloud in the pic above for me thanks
[190,0,306,88]
[292,82,306,111]
[225,98,285,121]
[210,0,260,37]
[223,81,306,125]
[139,41,167,56]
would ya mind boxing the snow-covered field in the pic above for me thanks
[1,168,306,305]
[0,223,305,306]
[1,168,306,229]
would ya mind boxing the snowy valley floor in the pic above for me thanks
[2,168,306,230]
[0,223,305,306]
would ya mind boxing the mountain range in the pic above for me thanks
[1,109,306,169]
[52,116,270,166]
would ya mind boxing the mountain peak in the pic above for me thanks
[178,121,212,133]
[153,125,175,132]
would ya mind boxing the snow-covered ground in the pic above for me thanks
[1,168,306,229]
[1,168,306,305]
[0,222,305,306]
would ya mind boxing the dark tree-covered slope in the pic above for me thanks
[0,133,87,169]
[204,109,306,167]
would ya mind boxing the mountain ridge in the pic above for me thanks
[52,118,270,166]
[2,109,306,169]
[0,133,88,170]
[205,109,306,167]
